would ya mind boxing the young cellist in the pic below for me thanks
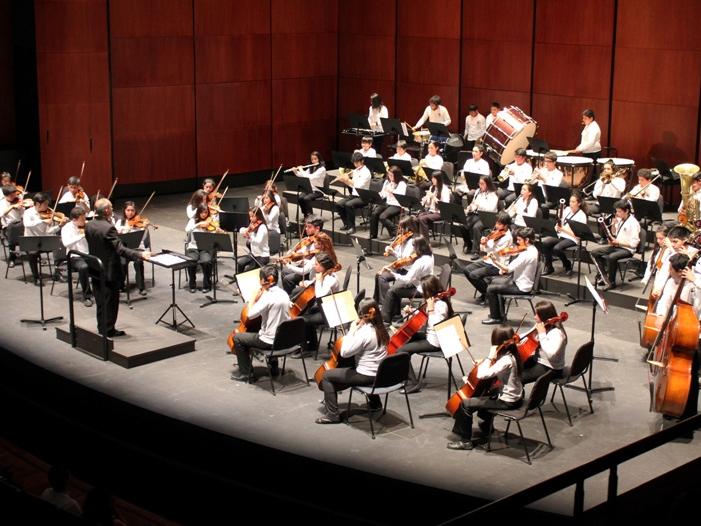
[520,300,567,384]
[316,299,388,424]
[300,252,340,355]
[448,325,523,450]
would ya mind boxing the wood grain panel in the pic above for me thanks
[339,78,396,124]
[535,0,614,46]
[340,0,395,35]
[272,77,337,125]
[338,35,395,81]
[272,33,337,79]
[460,88,531,120]
[109,0,193,37]
[396,37,460,85]
[0,0,13,145]
[273,121,337,165]
[35,0,107,53]
[271,0,337,33]
[195,34,271,84]
[110,37,194,88]
[461,40,531,92]
[532,94,608,151]
[462,0,533,41]
[398,0,460,38]
[534,43,612,99]
[195,0,270,35]
[617,0,701,51]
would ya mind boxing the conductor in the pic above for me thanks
[85,198,150,337]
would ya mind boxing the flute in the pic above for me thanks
[284,163,319,173]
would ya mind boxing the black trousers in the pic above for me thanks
[120,257,145,290]
[233,332,274,376]
[237,254,269,274]
[370,204,401,238]
[186,248,212,289]
[282,267,306,294]
[417,211,441,239]
[382,283,417,323]
[452,396,522,440]
[464,260,500,296]
[4,222,23,258]
[486,277,528,320]
[70,256,92,297]
[336,196,365,229]
[373,270,396,303]
[299,190,323,217]
[521,361,562,385]
[540,236,575,269]
[92,278,120,335]
[302,307,325,351]
[589,245,631,284]
[321,367,379,417]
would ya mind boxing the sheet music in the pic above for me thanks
[585,276,609,313]
[236,268,263,303]
[321,291,358,328]
[401,121,409,137]
[434,315,469,359]
[149,253,187,267]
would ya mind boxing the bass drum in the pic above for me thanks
[483,106,537,166]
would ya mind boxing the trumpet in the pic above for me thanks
[497,166,514,183]
[525,167,543,185]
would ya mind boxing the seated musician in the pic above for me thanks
[201,177,221,204]
[395,275,453,394]
[587,161,626,215]
[60,206,94,307]
[0,171,10,186]
[627,168,660,203]
[374,216,419,302]
[238,207,269,273]
[292,150,326,217]
[498,148,532,204]
[447,325,523,450]
[231,265,290,383]
[369,166,406,240]
[390,140,413,164]
[460,175,498,257]
[521,300,567,384]
[677,172,701,219]
[336,152,371,234]
[462,212,513,305]
[641,225,669,288]
[590,199,640,291]
[261,191,281,234]
[413,94,451,130]
[23,192,67,285]
[485,101,501,129]
[506,182,538,228]
[186,189,207,220]
[421,140,444,171]
[114,201,148,296]
[300,252,340,355]
[185,203,221,293]
[541,190,587,276]
[316,299,388,424]
[461,144,490,177]
[354,136,377,158]
[650,226,697,297]
[482,227,539,325]
[281,215,330,293]
[59,176,91,212]
[531,151,565,218]
[0,184,25,268]
[381,236,434,324]
[417,171,452,239]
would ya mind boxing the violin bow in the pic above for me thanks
[216,186,229,205]
[106,178,119,200]
[15,159,21,179]
[265,164,284,192]
[138,191,156,216]
[211,169,229,198]
[23,170,32,193]
[51,186,64,216]
[79,160,86,180]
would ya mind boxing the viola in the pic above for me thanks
[384,231,413,257]
[279,249,319,264]
[386,288,456,355]
[516,312,568,364]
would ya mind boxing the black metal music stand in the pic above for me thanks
[437,202,467,246]
[597,196,619,215]
[426,122,450,139]
[380,117,410,139]
[527,136,549,153]
[364,157,386,176]
[318,185,344,245]
[348,112,372,131]
[283,174,314,238]
[395,193,422,216]
[513,182,546,204]
[543,185,571,207]
[55,202,76,219]
[387,159,414,179]
[331,151,354,171]
[151,250,197,331]
[524,216,558,239]
[477,211,497,230]
[19,235,63,329]
[463,171,483,192]
[219,196,249,213]
[565,219,598,306]
[351,237,371,294]
[356,188,385,207]
[631,198,661,268]
[193,231,236,308]
[118,230,147,309]
[219,211,250,277]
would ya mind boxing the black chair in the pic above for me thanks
[249,318,309,396]
[268,231,281,256]
[550,341,594,426]
[485,370,554,465]
[617,229,647,285]
[502,261,543,319]
[341,265,352,291]
[346,353,415,439]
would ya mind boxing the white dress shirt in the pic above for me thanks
[611,214,640,254]
[477,352,523,403]
[504,161,533,191]
[485,112,497,129]
[381,180,407,207]
[61,221,88,256]
[507,244,538,292]
[466,190,498,214]
[393,254,434,292]
[425,185,453,213]
[511,196,538,227]
[59,190,91,210]
[239,223,270,257]
[426,299,449,347]
[387,237,415,260]
[462,158,491,176]
[484,229,513,268]
[558,207,586,242]
[262,205,280,233]
[576,120,601,154]
[351,166,372,197]
[535,326,567,370]
[628,182,660,202]
[415,105,451,128]
[248,286,291,344]
[464,113,486,141]
[423,153,444,171]
[593,177,626,198]
[391,151,412,162]
[340,321,388,377]
[23,207,61,236]
[538,167,564,188]
[354,147,377,158]
[0,198,23,227]
[297,165,326,191]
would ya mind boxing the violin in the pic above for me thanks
[39,210,67,223]
[127,215,158,229]
[292,235,317,252]
[279,249,320,264]
[516,312,568,363]
[243,219,263,237]
[485,226,507,242]
[497,240,527,257]
[75,187,86,201]
[201,216,220,232]
[379,254,417,274]
[384,231,413,257]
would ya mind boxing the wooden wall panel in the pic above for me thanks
[35,0,111,195]
[0,0,14,146]
[110,0,195,184]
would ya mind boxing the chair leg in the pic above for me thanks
[504,420,511,443]
[528,299,535,314]
[539,407,553,449]
[382,393,389,417]
[345,388,354,425]
[300,353,310,386]
[514,420,531,465]
[581,374,594,414]
[266,358,276,396]
[420,356,430,380]
[366,394,376,439]
[559,384,573,426]
[403,389,415,429]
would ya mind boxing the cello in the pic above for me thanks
[289,263,342,319]
[386,287,456,355]
[226,277,272,352]
[515,311,568,364]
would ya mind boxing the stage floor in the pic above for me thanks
[1,186,698,519]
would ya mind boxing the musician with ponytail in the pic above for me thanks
[316,299,389,424]
[521,300,567,384]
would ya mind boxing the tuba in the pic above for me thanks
[676,163,701,232]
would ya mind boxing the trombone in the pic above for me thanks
[625,169,661,200]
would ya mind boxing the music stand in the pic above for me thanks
[218,211,250,277]
[477,211,497,230]
[364,157,386,176]
[631,199,660,268]
[150,250,197,331]
[426,122,450,138]
[513,182,546,204]
[464,171,483,191]
[348,112,371,130]
[395,193,422,216]
[524,216,558,239]
[356,188,385,207]
[19,235,63,329]
[331,151,354,170]
[193,231,236,308]
[351,236,371,294]
[387,159,414,179]
[380,117,410,139]
[55,202,75,219]
[118,230,147,308]
[437,202,467,245]
[565,219,598,306]
[597,196,619,215]
[219,196,249,213]
[317,185,344,245]
[543,185,571,207]
[527,137,549,153]
[283,174,314,238]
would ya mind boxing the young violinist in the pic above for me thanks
[60,207,94,307]
[202,178,219,203]
[23,192,67,285]
[281,215,332,293]
[369,166,407,240]
[417,170,452,239]
[292,151,326,216]
[336,152,371,234]
[186,189,207,220]
[448,325,523,450]
[461,174,499,257]
[482,227,539,325]
[237,207,269,273]
[114,201,148,296]
[261,191,281,234]
[395,275,453,394]
[521,300,567,384]
[231,265,291,383]
[590,199,640,291]
[462,212,513,305]
[381,236,434,324]
[300,252,340,355]
[540,190,588,276]
[316,299,388,424]
[59,176,91,212]
[374,216,419,303]
[0,184,25,268]
[185,203,220,293]
[498,148,532,204]
[507,182,538,228]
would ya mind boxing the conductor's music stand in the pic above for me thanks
[19,235,63,329]
[193,231,236,308]
[118,230,147,309]
[437,202,467,246]
[150,250,197,331]
[565,219,598,306]
[283,174,314,238]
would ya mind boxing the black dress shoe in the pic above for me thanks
[481,317,503,325]
[541,266,555,276]
[315,414,341,424]
[470,253,481,261]
[447,440,474,450]
[110,330,126,337]
[188,287,196,293]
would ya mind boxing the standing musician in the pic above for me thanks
[498,148,533,204]
[281,215,336,293]
[114,201,148,296]
[482,227,539,325]
[462,212,513,305]
[567,108,601,160]
[485,101,501,130]
[261,191,281,234]
[369,166,406,240]
[447,325,523,451]
[368,92,388,132]
[390,140,413,163]
[463,104,486,152]
[417,171,452,239]
[59,176,91,212]
[185,203,221,293]
[506,182,538,228]
[521,300,567,384]
[231,265,290,383]
[237,207,269,273]
[23,192,68,285]
[461,175,498,258]
[381,236,434,324]
[395,275,453,394]
[60,206,94,307]
[641,225,669,288]
[0,184,25,268]
[627,168,660,203]
[316,299,388,424]
[413,94,451,129]
[300,252,340,355]
[590,199,640,291]
[336,152,371,234]
[202,178,221,205]
[186,189,208,220]
[292,151,326,217]
[354,136,377,158]
[374,216,419,302]
[541,190,588,276]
